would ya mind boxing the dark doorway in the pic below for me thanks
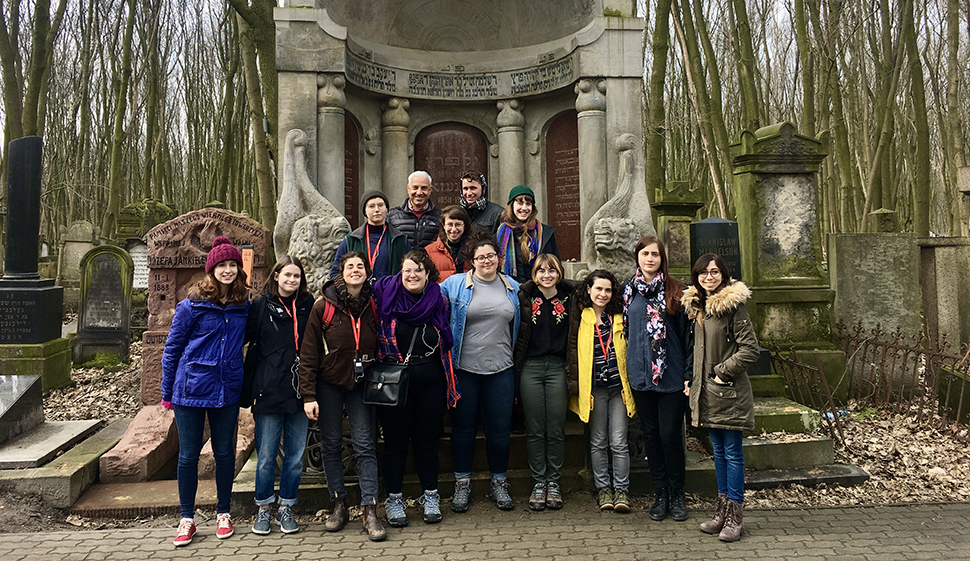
[545,110,580,261]
[414,123,489,210]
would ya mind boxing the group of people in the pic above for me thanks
[160,170,761,548]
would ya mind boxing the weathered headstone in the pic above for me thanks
[55,220,99,312]
[128,242,149,290]
[73,246,134,364]
[690,217,742,281]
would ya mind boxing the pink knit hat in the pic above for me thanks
[205,236,243,274]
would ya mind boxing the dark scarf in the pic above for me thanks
[445,234,468,272]
[333,276,373,317]
[622,269,667,384]
[373,274,454,350]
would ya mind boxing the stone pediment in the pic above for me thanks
[732,122,827,173]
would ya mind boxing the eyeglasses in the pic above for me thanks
[401,268,425,276]
[700,269,722,278]
[473,253,498,264]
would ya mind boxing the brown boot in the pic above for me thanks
[362,505,387,542]
[718,499,744,542]
[699,493,727,534]
[324,495,348,532]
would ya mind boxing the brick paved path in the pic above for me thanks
[2,496,968,560]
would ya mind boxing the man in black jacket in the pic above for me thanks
[459,170,503,233]
[386,170,442,250]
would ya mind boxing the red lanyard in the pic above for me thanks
[277,297,299,351]
[366,224,386,270]
[595,317,612,361]
[349,312,362,351]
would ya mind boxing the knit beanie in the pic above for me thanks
[205,236,243,274]
[360,190,390,216]
[508,184,535,205]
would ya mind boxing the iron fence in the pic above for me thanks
[769,348,846,447]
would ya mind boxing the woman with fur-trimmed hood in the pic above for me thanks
[681,253,760,543]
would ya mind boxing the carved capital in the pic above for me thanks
[496,99,525,128]
[317,73,346,109]
[382,97,411,128]
[574,78,607,113]
[364,128,380,155]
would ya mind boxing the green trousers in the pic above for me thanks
[519,356,569,483]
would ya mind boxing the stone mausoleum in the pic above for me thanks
[275,0,651,263]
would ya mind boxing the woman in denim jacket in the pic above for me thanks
[161,237,250,547]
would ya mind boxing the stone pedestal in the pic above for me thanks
[651,181,703,282]
[920,237,970,346]
[0,375,44,445]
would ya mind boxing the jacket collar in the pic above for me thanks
[463,270,514,291]
[681,280,751,320]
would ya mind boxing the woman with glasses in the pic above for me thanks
[681,253,760,542]
[439,232,520,513]
[495,185,558,283]
[425,205,472,281]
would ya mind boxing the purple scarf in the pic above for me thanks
[373,274,454,350]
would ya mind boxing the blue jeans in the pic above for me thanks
[708,427,745,503]
[316,380,379,505]
[450,368,514,479]
[253,411,309,507]
[589,385,629,492]
[173,403,239,519]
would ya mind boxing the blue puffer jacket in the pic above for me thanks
[439,270,520,368]
[161,297,250,408]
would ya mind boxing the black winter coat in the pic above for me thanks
[242,292,315,415]
[386,199,442,250]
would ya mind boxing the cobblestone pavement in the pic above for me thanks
[2,495,969,560]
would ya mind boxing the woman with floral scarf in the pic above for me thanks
[622,235,692,523]
[495,185,559,283]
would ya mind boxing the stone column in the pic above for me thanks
[4,137,43,280]
[575,79,607,262]
[496,99,525,206]
[316,73,346,207]
[382,97,410,206]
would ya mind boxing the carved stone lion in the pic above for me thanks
[288,215,351,295]
[593,217,639,281]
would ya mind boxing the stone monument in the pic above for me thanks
[650,181,703,282]
[0,137,71,391]
[72,245,135,364]
[55,220,99,313]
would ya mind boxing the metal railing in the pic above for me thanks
[770,348,846,447]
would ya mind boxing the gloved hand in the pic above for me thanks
[160,400,173,411]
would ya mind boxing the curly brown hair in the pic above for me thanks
[400,250,440,284]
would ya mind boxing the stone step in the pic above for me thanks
[72,479,217,519]
[740,435,834,470]
[0,419,103,469]
[746,464,871,490]
[0,374,44,445]
[749,374,788,397]
[749,396,821,434]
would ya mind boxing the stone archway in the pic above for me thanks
[344,113,361,229]
[545,110,580,261]
[414,122,489,210]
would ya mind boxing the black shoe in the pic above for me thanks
[649,487,669,521]
[669,488,688,521]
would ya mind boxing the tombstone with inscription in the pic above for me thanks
[0,137,72,391]
[690,217,742,282]
[73,246,134,364]
[55,220,99,312]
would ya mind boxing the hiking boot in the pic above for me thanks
[529,482,546,511]
[215,513,234,539]
[385,493,408,527]
[490,479,514,511]
[173,518,196,547]
[362,505,387,542]
[251,507,271,535]
[718,500,744,542]
[700,493,728,534]
[598,487,614,511]
[324,495,349,532]
[451,479,472,513]
[669,488,688,522]
[613,489,631,513]
[276,506,299,534]
[545,481,563,510]
[420,489,442,524]
[649,487,669,521]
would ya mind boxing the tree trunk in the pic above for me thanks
[644,0,671,203]
[946,0,967,234]
[101,0,136,241]
[903,0,929,237]
[729,0,761,131]
[237,12,275,233]
[794,0,815,136]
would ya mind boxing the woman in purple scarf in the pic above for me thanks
[372,250,458,528]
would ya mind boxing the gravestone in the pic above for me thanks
[128,242,149,290]
[651,181,703,282]
[73,246,134,364]
[0,375,44,445]
[56,221,99,313]
[690,217,742,281]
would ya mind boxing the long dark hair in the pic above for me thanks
[690,253,731,300]
[265,255,309,298]
[190,268,249,303]
[579,269,623,316]
[634,235,685,314]
[400,249,440,284]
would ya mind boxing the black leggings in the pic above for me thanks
[633,389,688,490]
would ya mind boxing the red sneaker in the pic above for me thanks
[216,513,234,539]
[173,518,196,547]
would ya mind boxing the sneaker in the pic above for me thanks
[451,479,471,513]
[420,489,442,524]
[613,489,631,513]
[276,506,299,534]
[251,508,271,535]
[216,512,234,539]
[490,479,514,511]
[173,518,196,547]
[545,481,563,510]
[529,482,546,511]
[385,493,408,527]
[598,487,614,511]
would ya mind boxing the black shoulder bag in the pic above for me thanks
[362,328,418,407]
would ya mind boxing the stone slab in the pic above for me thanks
[0,375,43,445]
[745,463,870,490]
[742,436,834,470]
[70,479,217,519]
[0,418,127,508]
[0,419,102,469]
[99,406,176,484]
[750,396,821,435]
[198,407,255,480]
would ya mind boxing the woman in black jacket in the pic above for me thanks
[244,256,315,535]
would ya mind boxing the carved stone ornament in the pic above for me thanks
[574,78,606,113]
[496,99,525,129]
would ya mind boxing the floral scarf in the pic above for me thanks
[623,269,667,384]
[496,221,540,279]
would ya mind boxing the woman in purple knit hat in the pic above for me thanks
[161,236,250,547]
